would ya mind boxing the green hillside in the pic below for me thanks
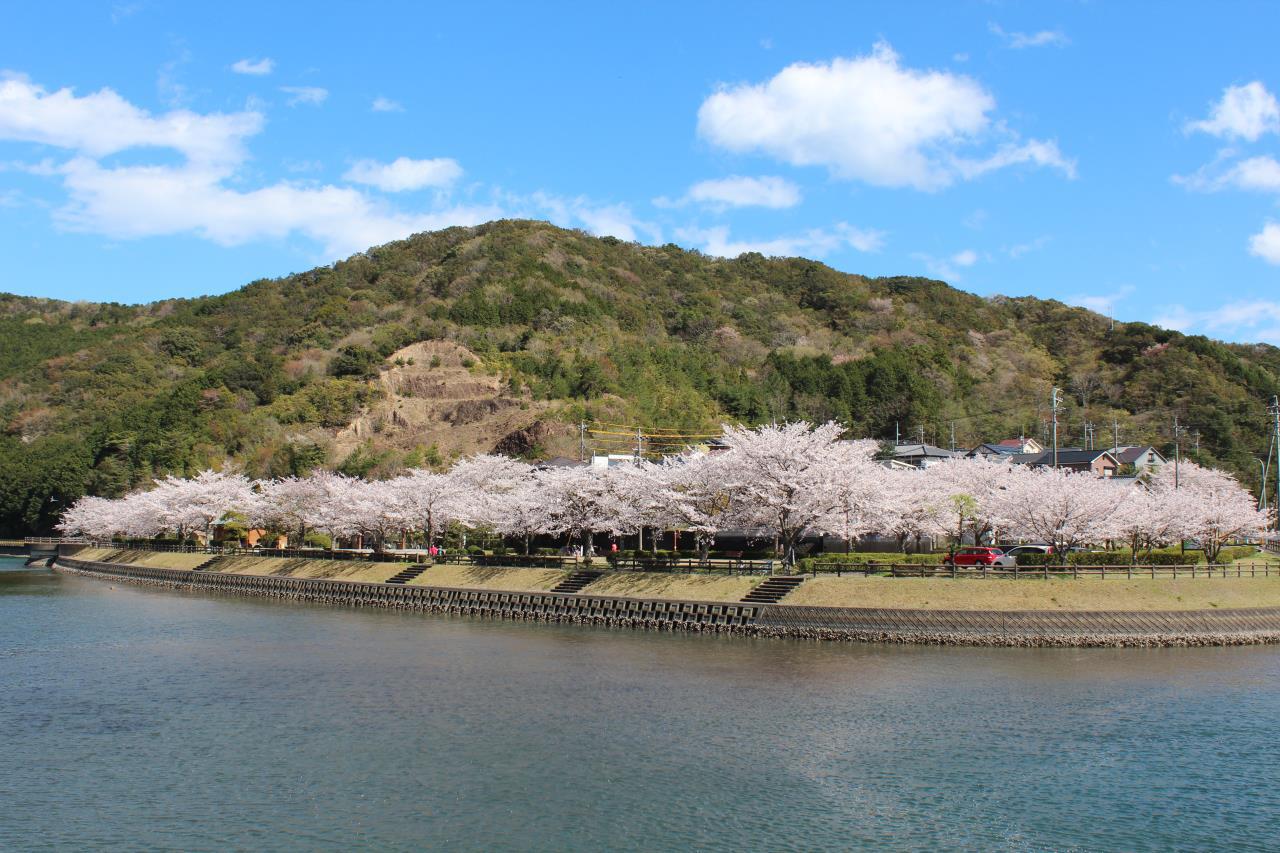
[2,218,1277,535]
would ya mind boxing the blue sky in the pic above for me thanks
[2,2,1279,344]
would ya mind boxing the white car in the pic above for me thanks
[997,544,1054,566]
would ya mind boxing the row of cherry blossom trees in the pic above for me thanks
[58,422,1272,564]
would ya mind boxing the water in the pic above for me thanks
[2,555,1279,851]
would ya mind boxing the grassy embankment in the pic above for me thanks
[785,575,1280,611]
[65,550,1280,610]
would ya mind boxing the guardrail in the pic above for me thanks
[607,556,776,575]
[804,561,1277,579]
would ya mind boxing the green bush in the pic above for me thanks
[797,552,945,572]
[1217,545,1260,563]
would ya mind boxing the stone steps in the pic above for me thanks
[551,570,603,594]
[386,564,431,585]
[741,576,806,604]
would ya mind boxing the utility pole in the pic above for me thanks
[1112,419,1120,460]
[1084,421,1095,451]
[579,422,587,462]
[1270,396,1280,527]
[1173,415,1182,489]
[635,426,643,462]
[894,421,900,447]
[917,424,925,445]
[950,420,957,451]
[1051,387,1061,469]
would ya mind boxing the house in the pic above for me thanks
[534,455,588,469]
[1008,448,1119,477]
[591,453,637,469]
[1113,445,1166,472]
[968,443,1020,458]
[889,443,961,469]
[998,437,1043,453]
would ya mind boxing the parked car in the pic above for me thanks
[947,547,1007,566]
[1000,544,1054,561]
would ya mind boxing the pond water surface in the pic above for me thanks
[2,557,1278,851]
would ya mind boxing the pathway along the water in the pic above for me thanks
[4,556,1280,850]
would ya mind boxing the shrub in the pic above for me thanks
[1217,545,1260,563]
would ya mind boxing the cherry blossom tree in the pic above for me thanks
[880,468,948,553]
[820,439,891,553]
[250,475,335,546]
[716,421,847,565]
[537,464,635,556]
[926,457,1017,554]
[1154,461,1271,562]
[145,469,254,545]
[995,466,1125,560]
[650,451,735,561]
[486,473,553,555]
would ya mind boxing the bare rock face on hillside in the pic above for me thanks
[332,341,559,462]
[493,419,555,456]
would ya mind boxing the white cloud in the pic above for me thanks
[1187,82,1280,141]
[1175,154,1280,193]
[520,192,661,244]
[683,223,883,259]
[953,139,1075,180]
[656,175,801,210]
[0,72,502,257]
[915,248,980,281]
[231,58,274,76]
[988,22,1069,49]
[55,157,501,256]
[696,42,1072,190]
[1155,299,1280,344]
[344,157,462,192]
[0,73,260,167]
[371,96,403,112]
[573,202,644,241]
[1004,235,1050,258]
[1068,284,1133,316]
[1249,222,1280,264]
[280,85,327,106]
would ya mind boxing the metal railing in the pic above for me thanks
[803,561,1276,579]
[607,556,776,575]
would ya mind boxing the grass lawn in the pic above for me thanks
[71,548,213,570]
[209,556,406,583]
[579,572,761,602]
[409,564,573,592]
[785,575,1280,611]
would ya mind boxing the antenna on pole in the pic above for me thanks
[1051,387,1061,469]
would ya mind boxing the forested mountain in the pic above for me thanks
[2,218,1278,534]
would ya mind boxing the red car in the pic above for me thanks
[947,547,1006,566]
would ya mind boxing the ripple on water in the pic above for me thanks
[1,568,1279,850]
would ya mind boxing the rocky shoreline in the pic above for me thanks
[54,560,1280,648]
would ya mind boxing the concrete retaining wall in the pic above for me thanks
[54,557,1280,647]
